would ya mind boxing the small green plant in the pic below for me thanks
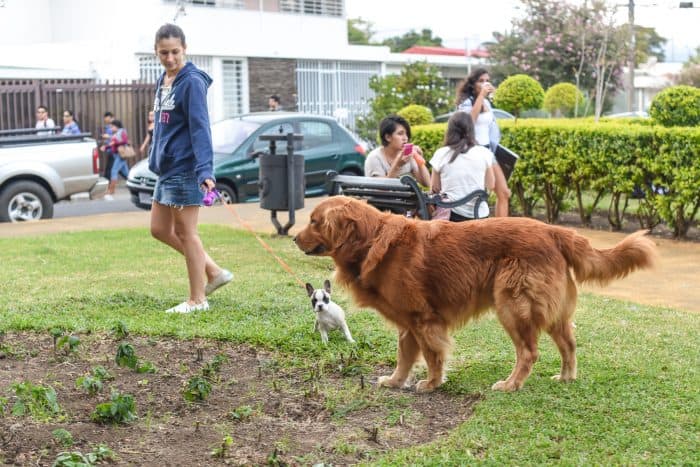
[51,428,74,447]
[91,391,137,424]
[11,381,62,421]
[52,444,114,466]
[56,334,81,355]
[115,343,138,369]
[229,405,253,421]
[111,321,129,340]
[0,395,8,417]
[91,366,114,381]
[50,328,64,353]
[136,361,157,374]
[210,435,233,459]
[182,376,212,402]
[76,375,103,396]
[201,354,228,380]
[76,366,114,396]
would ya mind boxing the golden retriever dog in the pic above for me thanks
[294,197,657,392]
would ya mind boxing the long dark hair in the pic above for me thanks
[155,23,187,47]
[455,67,489,107]
[443,112,476,163]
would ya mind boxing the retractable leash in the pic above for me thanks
[203,189,306,288]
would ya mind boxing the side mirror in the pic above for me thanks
[249,150,265,160]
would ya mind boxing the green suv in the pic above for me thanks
[126,112,366,209]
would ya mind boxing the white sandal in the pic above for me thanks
[205,269,234,296]
[165,300,209,314]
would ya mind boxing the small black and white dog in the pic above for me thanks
[305,280,355,345]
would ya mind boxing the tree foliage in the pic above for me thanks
[348,18,374,45]
[484,0,668,107]
[493,74,545,118]
[382,29,442,52]
[356,62,451,145]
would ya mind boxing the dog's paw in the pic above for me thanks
[491,380,520,392]
[551,374,576,382]
[415,379,437,393]
[377,375,404,388]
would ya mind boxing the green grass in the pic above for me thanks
[1,226,698,465]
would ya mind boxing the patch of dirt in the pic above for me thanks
[0,332,481,466]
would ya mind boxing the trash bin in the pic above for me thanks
[259,152,304,211]
[257,132,304,235]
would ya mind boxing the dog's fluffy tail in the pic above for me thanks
[552,228,658,286]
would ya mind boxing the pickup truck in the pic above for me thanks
[0,128,107,222]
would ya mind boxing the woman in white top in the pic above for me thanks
[430,111,495,222]
[364,115,431,187]
[456,68,511,217]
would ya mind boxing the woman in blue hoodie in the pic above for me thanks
[149,24,232,314]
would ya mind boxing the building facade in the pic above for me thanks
[0,0,473,128]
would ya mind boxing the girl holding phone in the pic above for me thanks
[364,115,431,187]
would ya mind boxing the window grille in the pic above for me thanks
[137,55,212,83]
[222,59,245,117]
[296,60,380,130]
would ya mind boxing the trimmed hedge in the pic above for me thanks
[413,120,700,238]
[397,104,434,126]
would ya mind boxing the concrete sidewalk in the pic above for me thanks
[2,196,698,313]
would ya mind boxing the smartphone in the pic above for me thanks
[402,143,413,156]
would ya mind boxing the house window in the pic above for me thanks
[222,59,244,118]
[296,60,380,130]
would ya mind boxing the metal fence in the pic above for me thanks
[0,78,156,164]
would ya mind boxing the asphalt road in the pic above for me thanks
[54,186,142,218]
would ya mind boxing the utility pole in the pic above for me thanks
[627,0,635,113]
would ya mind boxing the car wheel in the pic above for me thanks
[215,183,238,204]
[0,181,54,223]
[331,170,359,195]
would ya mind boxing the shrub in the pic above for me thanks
[92,391,137,424]
[543,83,585,117]
[493,74,545,118]
[397,104,433,126]
[649,85,700,127]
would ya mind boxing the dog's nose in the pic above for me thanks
[292,236,297,243]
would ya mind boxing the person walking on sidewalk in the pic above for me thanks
[148,23,232,314]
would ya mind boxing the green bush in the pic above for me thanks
[397,104,434,126]
[412,119,700,237]
[410,123,445,162]
[649,85,700,127]
[543,83,585,117]
[493,74,545,118]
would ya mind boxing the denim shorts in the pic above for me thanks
[153,172,204,208]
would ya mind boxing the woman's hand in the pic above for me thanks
[202,178,215,192]
[480,82,495,99]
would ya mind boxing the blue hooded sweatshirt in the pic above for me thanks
[149,62,214,187]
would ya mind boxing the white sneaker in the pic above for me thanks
[165,300,209,314]
[104,194,114,201]
[205,269,234,296]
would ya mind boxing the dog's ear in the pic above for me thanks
[305,283,315,297]
[323,279,331,294]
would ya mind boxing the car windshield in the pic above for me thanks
[211,119,261,154]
